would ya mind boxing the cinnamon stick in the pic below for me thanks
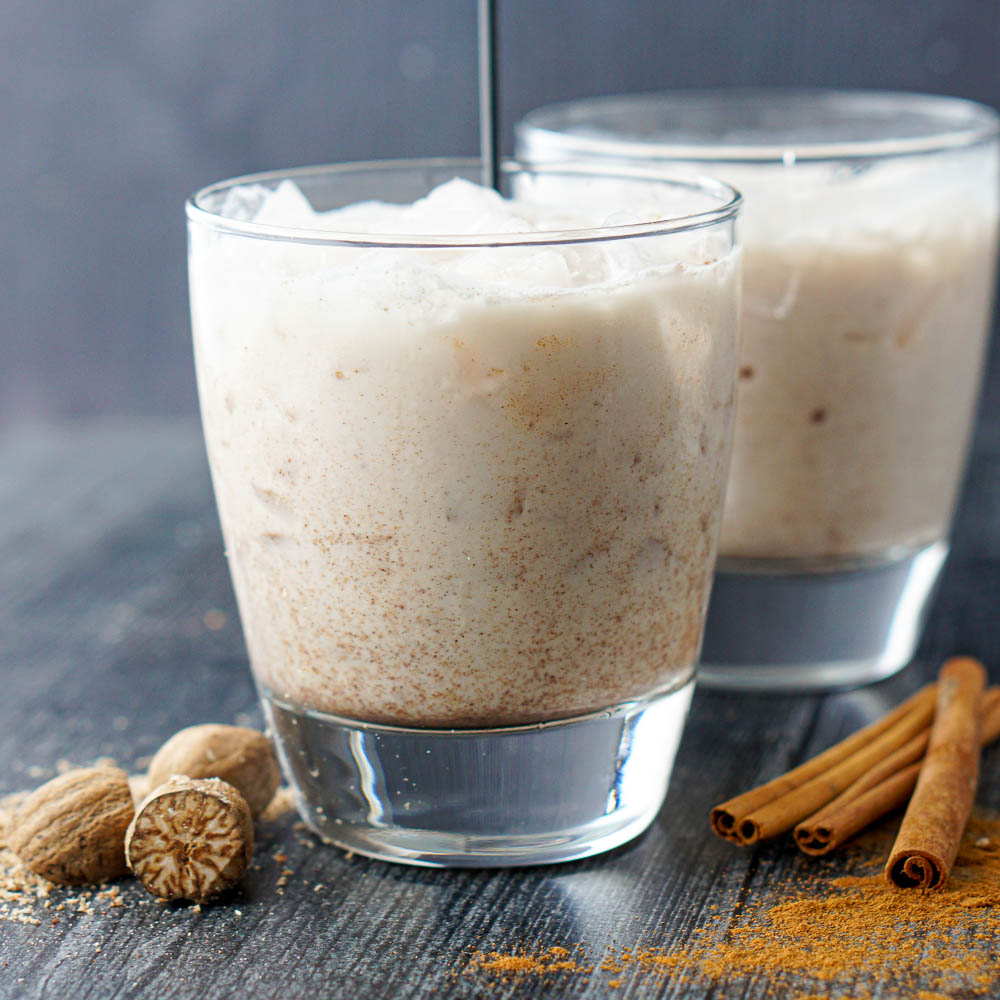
[884,657,986,890]
[710,685,937,845]
[795,686,1000,855]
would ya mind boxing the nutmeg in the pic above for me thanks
[9,766,134,885]
[126,776,253,902]
[147,724,280,818]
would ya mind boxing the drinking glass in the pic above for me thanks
[187,159,742,864]
[519,91,1000,690]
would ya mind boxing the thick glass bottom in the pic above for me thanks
[698,540,948,691]
[261,677,694,868]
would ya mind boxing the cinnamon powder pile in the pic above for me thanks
[463,811,1000,997]
[467,945,593,979]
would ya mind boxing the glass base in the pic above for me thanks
[698,540,948,691]
[261,678,694,868]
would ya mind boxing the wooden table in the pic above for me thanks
[2,419,998,999]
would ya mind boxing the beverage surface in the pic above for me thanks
[190,178,739,726]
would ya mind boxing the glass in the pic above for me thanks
[186,158,741,865]
[518,90,1000,691]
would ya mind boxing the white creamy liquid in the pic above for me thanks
[190,178,739,726]
[518,126,999,564]
[715,153,999,561]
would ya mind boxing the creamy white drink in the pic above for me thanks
[719,158,998,562]
[189,176,740,727]
[516,91,1000,689]
[520,114,999,565]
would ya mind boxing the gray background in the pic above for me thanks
[2,0,999,426]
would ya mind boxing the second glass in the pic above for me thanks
[187,159,741,865]
[519,90,1000,690]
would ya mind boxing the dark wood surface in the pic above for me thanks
[1,419,998,1000]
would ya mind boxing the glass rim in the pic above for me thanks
[185,156,741,248]
[517,88,1000,164]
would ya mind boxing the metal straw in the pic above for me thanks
[477,0,501,192]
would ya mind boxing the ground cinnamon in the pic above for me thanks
[885,656,985,888]
[461,811,1000,997]
[466,945,592,979]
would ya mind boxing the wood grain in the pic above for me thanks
[1,420,997,999]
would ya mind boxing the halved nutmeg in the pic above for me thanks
[125,776,253,903]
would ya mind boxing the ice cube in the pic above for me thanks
[218,183,272,221]
[253,180,318,227]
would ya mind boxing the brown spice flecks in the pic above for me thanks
[465,945,592,979]
[461,811,1000,998]
[0,793,51,925]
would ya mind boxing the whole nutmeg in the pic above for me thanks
[148,724,280,818]
[126,776,253,903]
[9,766,134,885]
